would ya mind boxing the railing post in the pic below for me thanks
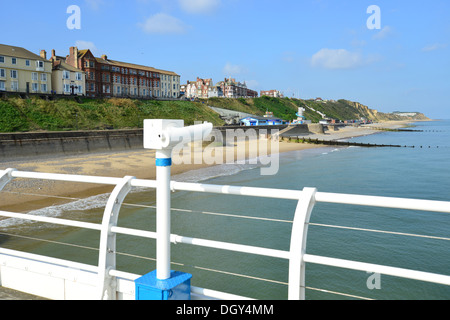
[0,168,17,191]
[98,175,135,300]
[288,187,317,300]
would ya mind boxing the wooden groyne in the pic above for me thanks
[281,136,407,148]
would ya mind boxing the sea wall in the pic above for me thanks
[211,123,323,139]
[0,129,143,160]
[0,123,324,160]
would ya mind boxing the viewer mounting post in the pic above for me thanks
[136,119,212,300]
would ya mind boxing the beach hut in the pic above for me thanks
[240,116,283,126]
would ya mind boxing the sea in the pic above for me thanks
[1,120,450,300]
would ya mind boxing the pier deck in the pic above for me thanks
[0,286,48,300]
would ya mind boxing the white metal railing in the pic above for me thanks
[1,167,450,300]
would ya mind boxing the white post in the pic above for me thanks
[156,149,172,280]
[98,175,135,299]
[288,187,317,300]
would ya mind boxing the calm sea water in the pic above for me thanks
[1,120,450,300]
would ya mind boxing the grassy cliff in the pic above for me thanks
[0,95,428,132]
[206,96,429,123]
[0,97,223,132]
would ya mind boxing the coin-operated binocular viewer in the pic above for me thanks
[135,120,212,300]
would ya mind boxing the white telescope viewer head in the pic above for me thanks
[143,119,213,155]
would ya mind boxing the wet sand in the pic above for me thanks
[0,121,409,213]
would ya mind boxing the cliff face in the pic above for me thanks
[339,100,430,122]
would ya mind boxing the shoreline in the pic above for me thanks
[0,121,412,213]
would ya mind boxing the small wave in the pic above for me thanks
[0,193,110,230]
[172,162,260,183]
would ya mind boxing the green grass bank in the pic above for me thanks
[0,95,428,133]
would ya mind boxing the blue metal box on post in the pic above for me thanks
[135,119,212,300]
[135,270,192,300]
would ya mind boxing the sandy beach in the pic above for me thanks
[0,121,410,213]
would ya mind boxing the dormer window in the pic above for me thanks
[36,61,44,71]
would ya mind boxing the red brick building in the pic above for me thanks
[217,78,258,98]
[64,46,179,98]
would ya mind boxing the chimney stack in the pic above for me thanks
[101,54,108,60]
[40,50,47,59]
[69,46,79,68]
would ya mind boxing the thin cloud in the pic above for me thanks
[422,43,448,52]
[139,13,190,34]
[178,0,221,14]
[246,79,259,89]
[223,62,247,75]
[75,40,100,56]
[84,0,105,10]
[372,26,393,40]
[311,48,364,70]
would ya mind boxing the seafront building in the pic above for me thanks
[184,77,223,99]
[260,90,283,98]
[64,46,180,99]
[1,43,268,101]
[50,50,85,96]
[217,77,258,98]
[0,44,52,95]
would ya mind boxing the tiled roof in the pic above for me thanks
[53,60,85,73]
[95,57,178,76]
[0,44,47,61]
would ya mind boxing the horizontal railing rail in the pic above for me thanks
[1,168,449,300]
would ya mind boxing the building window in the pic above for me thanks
[36,61,44,68]
[0,69,5,78]
[76,72,82,81]
[41,84,47,92]
[41,73,47,81]
[0,81,5,91]
[25,60,30,66]
[64,84,71,93]
[63,71,70,79]
[12,58,17,65]
[31,72,38,81]
[102,74,110,82]
[0,56,4,63]
[10,70,18,79]
[77,85,83,94]
[32,83,38,92]
[11,81,19,91]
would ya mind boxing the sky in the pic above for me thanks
[1,0,449,119]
